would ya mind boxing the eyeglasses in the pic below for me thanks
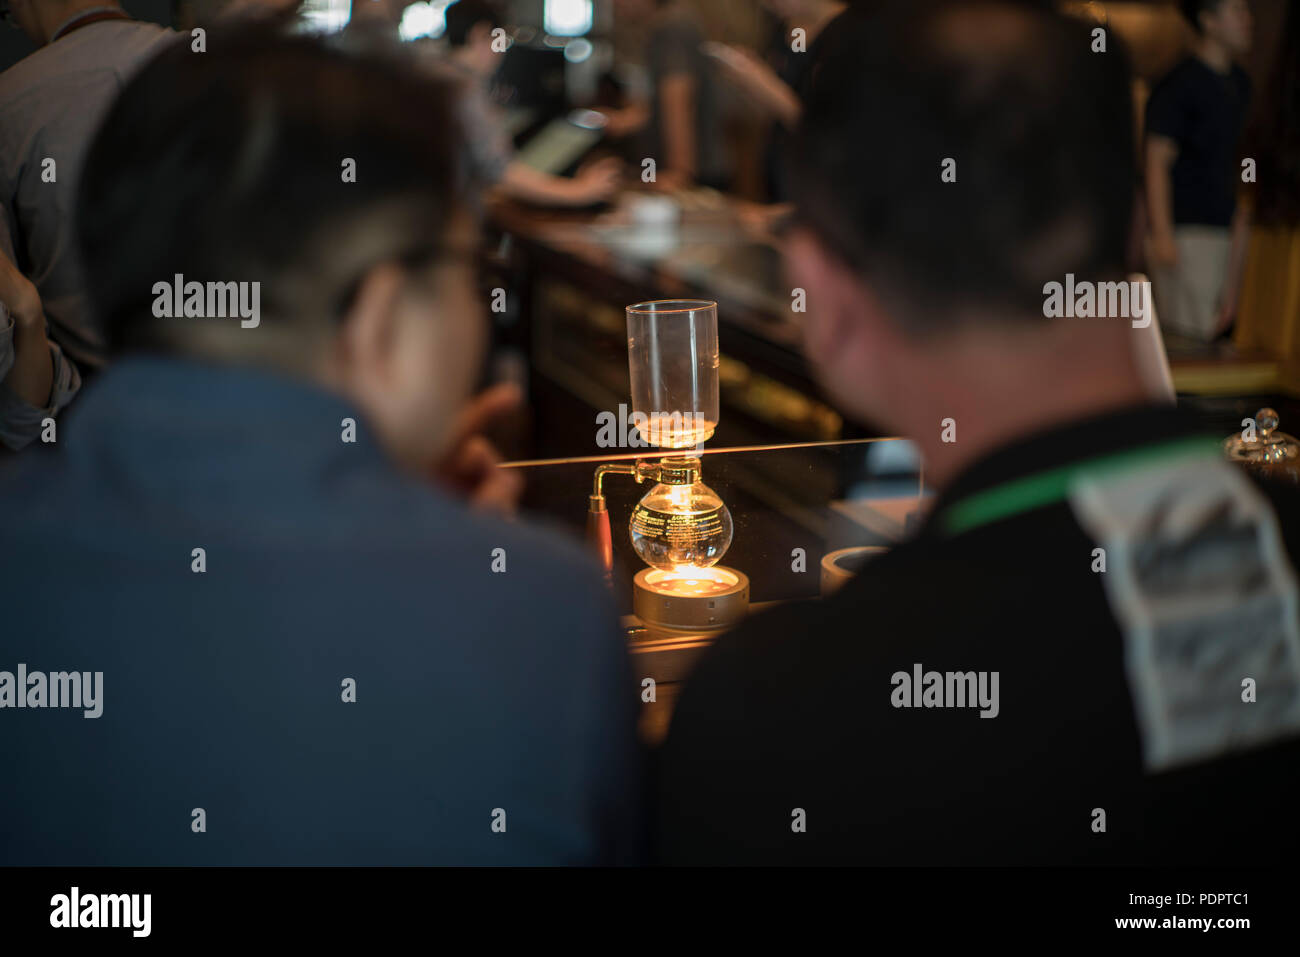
[332,244,484,320]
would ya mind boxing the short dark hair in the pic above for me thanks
[1181,0,1225,34]
[77,26,468,356]
[788,1,1136,333]
[444,0,502,48]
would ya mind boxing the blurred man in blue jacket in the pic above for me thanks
[0,27,642,865]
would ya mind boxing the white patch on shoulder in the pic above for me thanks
[1069,455,1300,772]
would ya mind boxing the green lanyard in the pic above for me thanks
[936,435,1224,537]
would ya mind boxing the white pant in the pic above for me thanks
[1149,226,1231,342]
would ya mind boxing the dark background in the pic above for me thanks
[0,2,1292,80]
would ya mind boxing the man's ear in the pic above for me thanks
[336,263,406,384]
[785,229,865,369]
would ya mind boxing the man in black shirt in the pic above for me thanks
[1145,0,1254,341]
[656,1,1300,865]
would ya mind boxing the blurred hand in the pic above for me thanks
[736,200,794,241]
[1148,233,1179,269]
[570,156,623,205]
[649,167,692,193]
[0,254,42,329]
[598,104,648,139]
[435,383,525,516]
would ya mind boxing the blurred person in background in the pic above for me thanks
[1145,0,1254,342]
[606,0,727,191]
[0,0,174,375]
[657,0,1300,866]
[705,0,846,134]
[173,0,304,30]
[347,0,410,31]
[0,26,642,866]
[1235,0,1300,367]
[442,0,621,207]
[703,0,848,222]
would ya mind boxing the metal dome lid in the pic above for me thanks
[1224,408,1300,465]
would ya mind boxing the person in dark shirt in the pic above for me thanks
[703,0,847,203]
[1145,0,1254,341]
[0,26,643,865]
[656,1,1300,866]
[608,0,726,191]
[440,0,622,207]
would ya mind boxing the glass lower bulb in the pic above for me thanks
[629,479,733,571]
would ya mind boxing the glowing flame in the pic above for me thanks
[644,566,739,596]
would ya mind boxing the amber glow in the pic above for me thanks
[643,566,740,597]
[668,484,693,509]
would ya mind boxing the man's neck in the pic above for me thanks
[1195,35,1233,74]
[899,325,1153,491]
[41,1,122,45]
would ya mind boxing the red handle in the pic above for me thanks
[587,503,614,585]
